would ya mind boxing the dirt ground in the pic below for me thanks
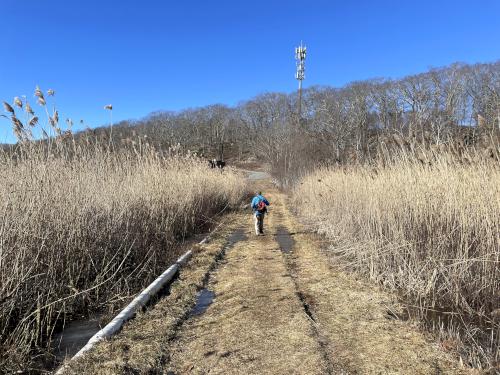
[62,173,474,375]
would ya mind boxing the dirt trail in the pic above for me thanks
[167,187,328,374]
[63,175,471,375]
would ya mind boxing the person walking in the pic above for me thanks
[251,191,270,235]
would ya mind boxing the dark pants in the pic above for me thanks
[254,213,264,234]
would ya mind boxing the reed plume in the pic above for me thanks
[3,101,15,114]
[13,97,23,108]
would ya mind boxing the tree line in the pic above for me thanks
[85,60,499,182]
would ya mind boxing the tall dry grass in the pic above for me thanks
[0,144,246,371]
[293,157,499,369]
[0,95,246,371]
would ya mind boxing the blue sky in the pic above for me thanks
[1,0,499,142]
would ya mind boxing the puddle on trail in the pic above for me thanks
[51,313,105,361]
[275,226,295,253]
[189,228,247,317]
[190,289,216,316]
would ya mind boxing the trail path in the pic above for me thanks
[65,172,470,375]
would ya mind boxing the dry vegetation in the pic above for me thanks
[293,156,499,369]
[0,91,247,372]
[68,184,468,374]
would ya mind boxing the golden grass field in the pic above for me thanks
[293,157,500,368]
[63,180,468,375]
[0,142,246,372]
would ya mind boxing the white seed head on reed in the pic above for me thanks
[34,86,43,98]
[13,97,23,108]
[25,102,34,115]
[37,97,46,106]
[104,104,113,110]
[47,89,55,96]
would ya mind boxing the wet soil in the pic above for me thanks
[189,229,247,318]
[275,226,295,253]
[189,289,216,316]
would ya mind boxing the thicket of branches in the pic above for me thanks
[88,61,500,183]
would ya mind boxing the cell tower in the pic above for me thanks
[295,42,307,118]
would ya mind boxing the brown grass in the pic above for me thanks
[66,177,468,374]
[293,157,499,370]
[0,90,247,372]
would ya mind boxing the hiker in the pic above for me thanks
[251,192,270,235]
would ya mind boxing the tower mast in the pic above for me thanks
[295,42,307,119]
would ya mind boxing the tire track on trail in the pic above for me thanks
[272,197,338,375]
[276,189,471,374]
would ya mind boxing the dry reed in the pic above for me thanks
[293,157,499,369]
[0,88,247,372]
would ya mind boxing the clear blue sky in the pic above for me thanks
[1,0,499,142]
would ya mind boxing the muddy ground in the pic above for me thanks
[61,173,474,375]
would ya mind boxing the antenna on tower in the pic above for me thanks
[295,41,307,120]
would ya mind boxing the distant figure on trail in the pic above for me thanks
[251,192,270,236]
[208,159,226,169]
